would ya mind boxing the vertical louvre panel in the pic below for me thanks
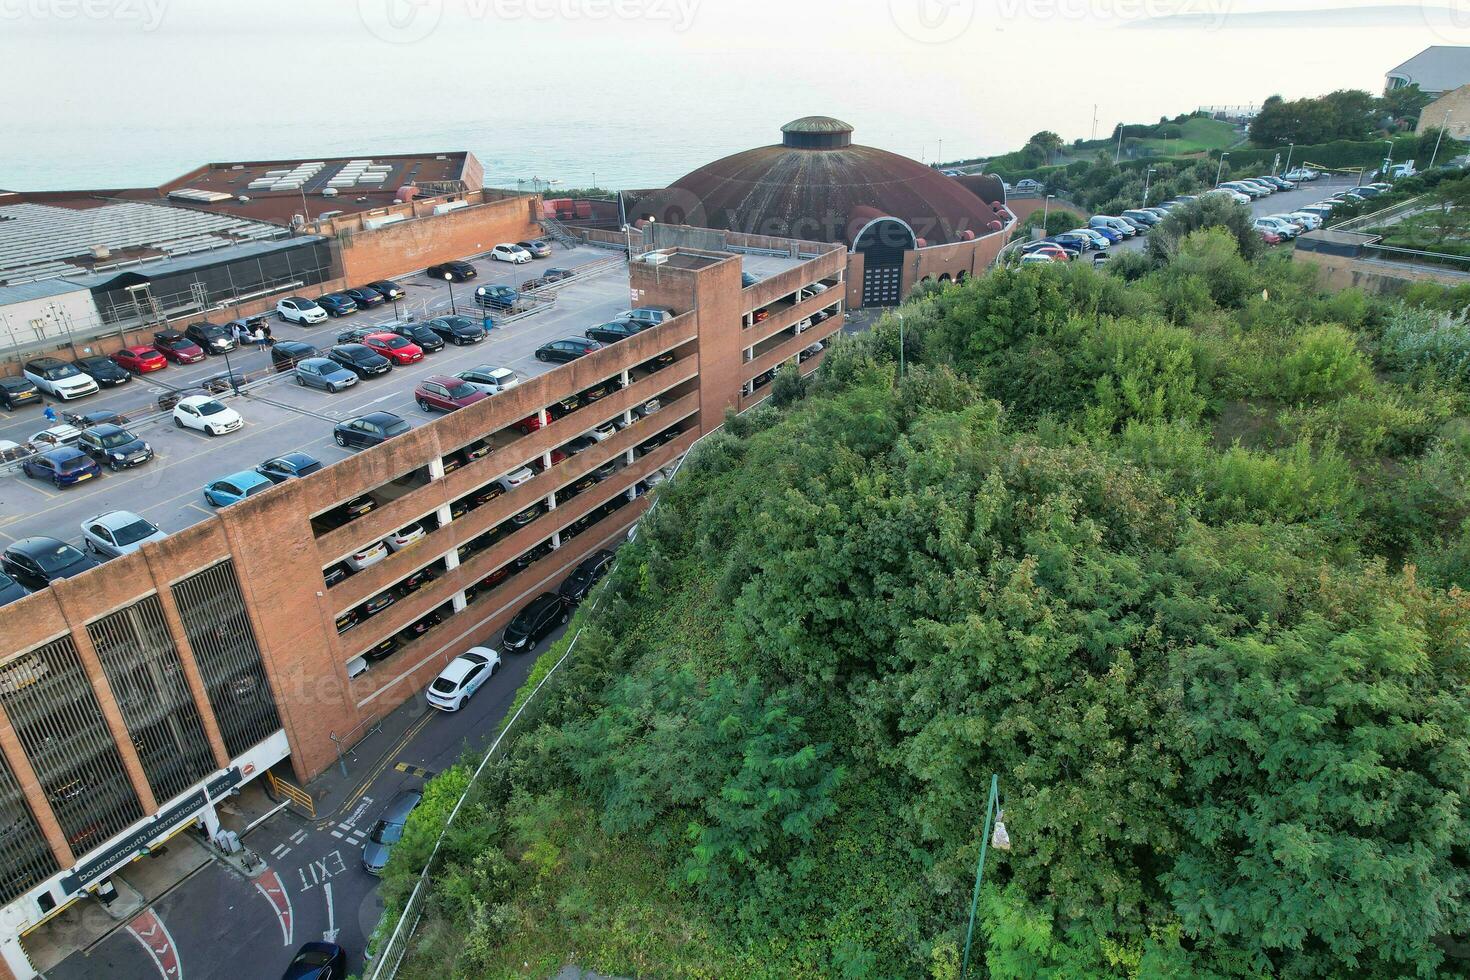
[87,596,215,804]
[0,753,58,905]
[171,561,282,757]
[0,638,143,857]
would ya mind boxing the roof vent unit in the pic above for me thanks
[237,195,251,204]
[431,200,468,215]
[642,252,669,267]
[90,245,111,260]
[321,187,339,197]
[364,214,406,231]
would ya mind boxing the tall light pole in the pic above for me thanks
[1115,123,1125,164]
[1383,139,1395,178]
[1042,194,1055,232]
[894,311,905,381]
[960,775,1011,980]
[442,272,457,315]
[1142,168,1157,206]
[1283,143,1296,175]
[1429,109,1454,171]
[1215,152,1231,187]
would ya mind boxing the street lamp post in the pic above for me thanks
[1142,168,1157,206]
[960,774,1011,980]
[894,312,905,380]
[1383,139,1395,179]
[1284,143,1296,175]
[1430,110,1454,171]
[1215,152,1230,187]
[443,273,457,315]
[1041,194,1055,232]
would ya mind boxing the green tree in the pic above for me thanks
[1026,130,1065,166]
[1147,194,1262,264]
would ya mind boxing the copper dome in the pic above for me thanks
[633,119,1005,247]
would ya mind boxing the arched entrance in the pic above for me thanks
[852,217,917,307]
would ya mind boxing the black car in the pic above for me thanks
[78,424,153,471]
[502,592,569,653]
[1,537,99,591]
[0,377,41,410]
[535,337,602,363]
[185,321,237,354]
[257,452,324,484]
[584,319,642,345]
[271,341,318,373]
[545,267,576,282]
[71,355,131,388]
[425,315,487,346]
[344,286,385,309]
[742,271,761,287]
[334,326,379,345]
[388,321,446,353]
[281,941,347,980]
[0,570,30,609]
[328,344,392,378]
[334,412,411,450]
[427,261,477,282]
[560,550,614,602]
[369,280,406,302]
[64,409,128,429]
[316,293,358,317]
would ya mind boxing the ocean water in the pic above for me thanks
[0,0,1461,193]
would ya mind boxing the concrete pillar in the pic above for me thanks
[0,704,72,868]
[196,798,221,841]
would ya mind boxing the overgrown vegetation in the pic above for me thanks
[380,204,1470,979]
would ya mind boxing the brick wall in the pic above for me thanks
[334,195,543,284]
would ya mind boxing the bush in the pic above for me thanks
[1147,196,1262,264]
[1379,303,1470,387]
[1273,324,1372,403]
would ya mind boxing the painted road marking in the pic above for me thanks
[252,868,294,947]
[329,830,343,839]
[322,882,339,943]
[295,849,348,892]
[289,829,308,845]
[126,907,182,980]
[393,763,435,778]
[270,843,292,860]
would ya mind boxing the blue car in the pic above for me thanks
[203,470,274,507]
[1086,225,1124,245]
[23,447,102,487]
[473,284,519,311]
[1049,233,1094,252]
[316,293,358,317]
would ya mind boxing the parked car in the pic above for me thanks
[1089,216,1135,238]
[78,424,152,471]
[415,376,488,413]
[343,286,385,310]
[315,293,358,317]
[362,789,423,874]
[545,267,576,282]
[359,332,424,366]
[334,412,411,449]
[368,280,406,302]
[174,395,243,436]
[295,357,359,392]
[204,470,273,507]
[535,337,602,363]
[70,355,131,389]
[559,549,614,602]
[328,344,392,378]
[1258,228,1283,245]
[276,296,328,324]
[474,285,519,310]
[1121,209,1161,227]
[1049,232,1095,253]
[502,593,569,652]
[81,511,167,559]
[111,345,168,374]
[490,243,532,264]
[618,307,674,328]
[388,321,446,353]
[271,341,319,372]
[1,537,98,590]
[281,941,347,980]
[425,315,488,345]
[426,647,501,712]
[427,260,478,282]
[457,365,519,394]
[63,409,128,430]
[257,452,324,484]
[29,424,81,451]
[0,377,41,410]
[585,319,642,344]
[152,330,206,364]
[1019,253,1056,267]
[344,541,389,571]
[0,571,30,608]
[23,447,102,487]
[518,240,552,258]
[385,522,427,552]
[24,357,99,400]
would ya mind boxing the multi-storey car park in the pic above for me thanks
[0,227,846,979]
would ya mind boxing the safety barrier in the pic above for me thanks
[266,770,316,819]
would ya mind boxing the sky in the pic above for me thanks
[0,0,1465,190]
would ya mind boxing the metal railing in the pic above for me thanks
[1327,194,1427,232]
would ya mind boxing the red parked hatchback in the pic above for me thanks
[414,376,488,413]
[153,331,206,364]
[112,346,168,374]
[361,332,423,365]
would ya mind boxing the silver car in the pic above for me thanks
[81,511,167,559]
[295,358,359,393]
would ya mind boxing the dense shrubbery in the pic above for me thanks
[381,214,1470,979]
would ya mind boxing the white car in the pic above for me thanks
[497,466,535,492]
[276,296,328,325]
[81,511,167,559]
[426,647,500,711]
[344,541,389,571]
[584,422,618,442]
[22,358,98,401]
[28,425,82,451]
[458,366,520,394]
[385,522,426,552]
[490,243,532,264]
[173,395,243,436]
[1287,211,1322,231]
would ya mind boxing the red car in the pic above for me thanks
[1032,245,1071,262]
[516,412,545,435]
[152,331,206,364]
[112,345,168,374]
[1258,229,1283,245]
[414,376,488,413]
[361,332,423,365]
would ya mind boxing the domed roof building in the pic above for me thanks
[630,117,1014,307]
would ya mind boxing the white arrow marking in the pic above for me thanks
[322,881,338,943]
